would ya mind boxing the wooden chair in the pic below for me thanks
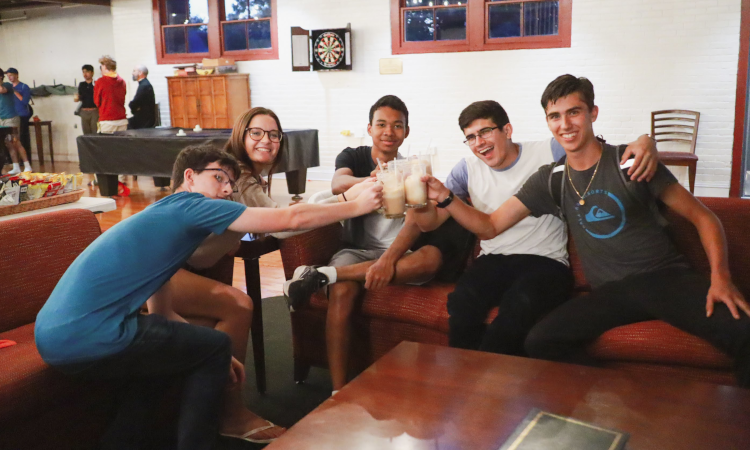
[651,110,700,192]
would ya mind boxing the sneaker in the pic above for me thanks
[283,266,329,312]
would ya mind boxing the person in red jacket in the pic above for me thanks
[94,55,127,134]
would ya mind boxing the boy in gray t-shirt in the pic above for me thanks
[420,75,750,387]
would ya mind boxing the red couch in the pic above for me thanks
[0,209,116,450]
[279,197,748,387]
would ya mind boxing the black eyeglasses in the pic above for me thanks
[245,127,283,143]
[200,168,238,193]
[463,126,499,146]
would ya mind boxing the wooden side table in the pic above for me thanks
[30,121,54,164]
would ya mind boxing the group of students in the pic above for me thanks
[77,56,156,136]
[34,74,750,450]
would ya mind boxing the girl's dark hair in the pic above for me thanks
[171,144,240,192]
[225,107,283,194]
[541,74,595,112]
[458,100,510,131]
[369,95,409,127]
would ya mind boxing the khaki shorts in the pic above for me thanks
[0,116,20,141]
[0,116,20,128]
[98,119,128,134]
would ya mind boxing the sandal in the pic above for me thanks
[220,421,285,444]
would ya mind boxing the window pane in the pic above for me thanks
[188,0,208,23]
[225,0,249,20]
[248,20,272,49]
[405,9,434,42]
[165,0,207,24]
[248,0,271,19]
[164,27,186,53]
[435,7,466,41]
[187,25,209,52]
[223,22,247,51]
[524,1,558,36]
[488,3,521,38]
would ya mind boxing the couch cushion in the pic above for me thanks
[588,320,732,369]
[309,283,455,333]
[0,210,101,332]
[0,323,115,421]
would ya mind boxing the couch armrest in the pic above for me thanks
[278,223,343,280]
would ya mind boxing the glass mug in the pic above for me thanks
[376,168,406,219]
[403,160,428,208]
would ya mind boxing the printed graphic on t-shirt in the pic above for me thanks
[573,189,626,239]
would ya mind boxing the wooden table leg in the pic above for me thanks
[243,257,266,394]
[285,168,307,201]
[46,123,54,164]
[33,123,43,165]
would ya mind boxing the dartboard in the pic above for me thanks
[314,31,345,69]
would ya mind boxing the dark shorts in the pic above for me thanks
[412,217,474,283]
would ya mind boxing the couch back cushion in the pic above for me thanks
[0,209,101,332]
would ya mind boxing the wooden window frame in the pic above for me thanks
[390,0,571,55]
[153,0,278,64]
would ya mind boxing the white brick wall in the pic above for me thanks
[3,0,742,195]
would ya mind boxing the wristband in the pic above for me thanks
[435,191,454,208]
[342,192,347,202]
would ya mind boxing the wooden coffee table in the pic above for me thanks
[268,342,750,449]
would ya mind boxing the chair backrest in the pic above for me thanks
[0,209,102,332]
[154,103,162,127]
[651,109,700,154]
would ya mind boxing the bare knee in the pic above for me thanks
[219,284,253,317]
[327,282,360,324]
[406,246,443,277]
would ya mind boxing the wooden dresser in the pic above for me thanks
[166,73,250,129]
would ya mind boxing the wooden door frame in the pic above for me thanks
[730,0,750,197]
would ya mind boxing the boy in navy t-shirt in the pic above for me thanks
[35,144,383,449]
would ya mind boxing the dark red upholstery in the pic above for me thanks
[279,197,748,386]
[0,210,116,449]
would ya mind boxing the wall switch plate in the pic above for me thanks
[379,58,403,75]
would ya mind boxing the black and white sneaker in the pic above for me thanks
[283,266,330,312]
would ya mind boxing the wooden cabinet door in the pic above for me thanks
[197,77,229,128]
[168,78,186,128]
[182,79,201,129]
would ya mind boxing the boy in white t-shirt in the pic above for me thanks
[413,100,657,355]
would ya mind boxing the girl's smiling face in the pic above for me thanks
[244,114,281,169]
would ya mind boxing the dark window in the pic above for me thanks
[392,0,571,55]
[153,0,278,63]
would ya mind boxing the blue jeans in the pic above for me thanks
[525,267,750,387]
[56,314,232,450]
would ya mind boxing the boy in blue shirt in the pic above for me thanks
[6,68,32,153]
[0,68,31,174]
[35,144,383,450]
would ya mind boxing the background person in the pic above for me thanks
[128,64,156,129]
[94,55,127,134]
[76,64,99,135]
[0,68,31,175]
[6,68,32,154]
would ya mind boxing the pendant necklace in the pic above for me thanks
[565,145,602,206]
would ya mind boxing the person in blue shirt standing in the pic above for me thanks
[34,144,383,450]
[0,68,31,175]
[6,68,32,155]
